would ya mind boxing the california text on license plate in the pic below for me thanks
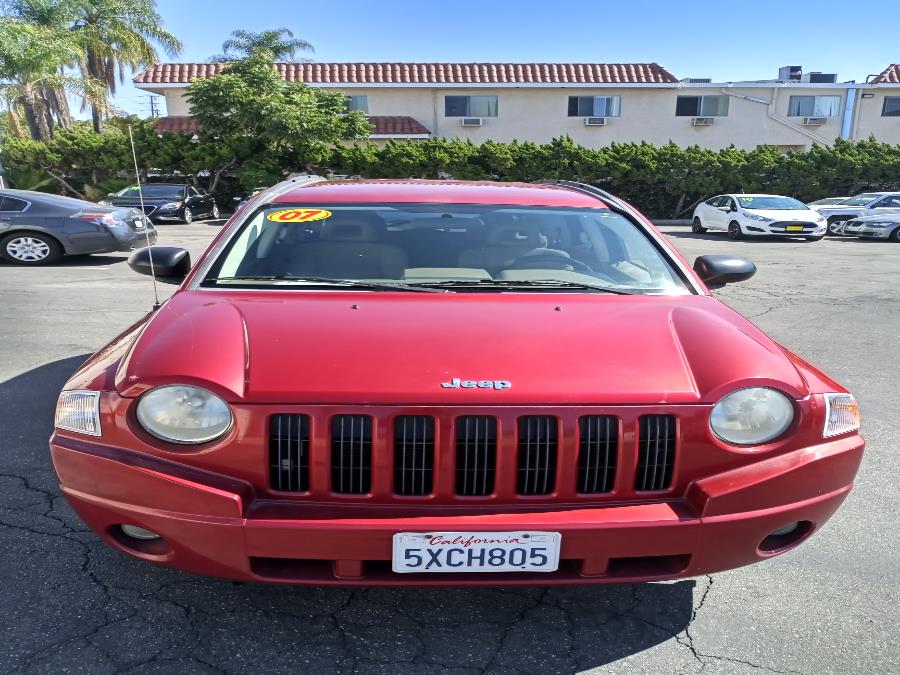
[391,531,561,573]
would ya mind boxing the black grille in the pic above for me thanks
[331,415,372,494]
[577,416,617,493]
[139,205,157,215]
[516,416,558,495]
[635,415,676,491]
[455,416,496,496]
[269,414,310,492]
[394,416,435,496]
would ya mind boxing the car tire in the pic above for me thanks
[183,207,193,224]
[728,221,744,240]
[691,217,707,234]
[0,232,63,265]
[826,217,846,236]
[211,203,219,219]
[805,235,825,242]
[890,226,900,243]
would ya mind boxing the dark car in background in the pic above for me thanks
[0,189,156,266]
[101,183,218,224]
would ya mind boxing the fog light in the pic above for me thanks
[120,524,160,540]
[759,520,813,554]
[769,522,800,537]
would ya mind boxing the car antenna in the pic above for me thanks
[128,124,161,310]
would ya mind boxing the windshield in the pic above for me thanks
[809,198,847,206]
[203,203,691,295]
[738,196,808,210]
[841,193,882,206]
[115,184,185,199]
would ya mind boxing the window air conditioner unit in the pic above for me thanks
[802,117,827,126]
[460,117,483,127]
[584,117,607,126]
[691,117,714,126]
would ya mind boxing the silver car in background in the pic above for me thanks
[0,189,157,265]
[843,213,900,241]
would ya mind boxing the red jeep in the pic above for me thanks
[50,179,863,585]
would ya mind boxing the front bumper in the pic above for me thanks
[744,222,826,237]
[850,225,894,239]
[50,433,864,586]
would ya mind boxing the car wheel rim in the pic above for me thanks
[212,205,219,218]
[729,223,739,238]
[829,221,844,234]
[184,209,192,223]
[6,237,50,262]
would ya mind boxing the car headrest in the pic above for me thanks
[485,224,543,246]
[320,221,379,242]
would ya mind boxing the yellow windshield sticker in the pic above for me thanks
[266,208,332,223]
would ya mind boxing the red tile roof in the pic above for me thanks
[871,64,900,84]
[152,115,430,136]
[369,116,429,135]
[153,116,198,133]
[136,62,679,85]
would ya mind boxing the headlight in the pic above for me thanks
[743,213,774,223]
[867,222,892,228]
[823,393,860,437]
[136,385,232,444]
[159,201,182,210]
[710,387,794,446]
[814,215,826,222]
[55,390,101,436]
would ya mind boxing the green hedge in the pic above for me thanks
[4,120,900,218]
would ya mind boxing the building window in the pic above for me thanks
[345,95,368,113]
[567,96,621,117]
[444,95,498,117]
[882,97,900,117]
[787,95,841,117]
[675,95,729,117]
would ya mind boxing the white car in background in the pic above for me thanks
[692,194,827,241]
[809,192,900,235]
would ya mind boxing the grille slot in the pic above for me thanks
[635,415,676,491]
[516,416,558,495]
[269,414,310,492]
[577,416,618,493]
[394,416,435,496]
[455,416,496,496]
[331,415,373,494]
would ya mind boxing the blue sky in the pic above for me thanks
[113,0,900,116]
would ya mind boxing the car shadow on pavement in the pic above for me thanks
[0,356,697,674]
[664,231,815,243]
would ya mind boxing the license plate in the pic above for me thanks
[786,225,804,232]
[392,531,561,573]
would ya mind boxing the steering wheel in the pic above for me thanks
[503,250,594,274]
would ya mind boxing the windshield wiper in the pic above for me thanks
[204,275,450,293]
[407,279,640,295]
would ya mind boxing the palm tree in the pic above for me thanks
[70,0,183,133]
[0,20,99,141]
[210,28,313,63]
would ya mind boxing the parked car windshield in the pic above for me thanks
[203,203,691,295]
[738,196,808,210]
[841,193,883,206]
[809,197,848,206]
[115,185,185,198]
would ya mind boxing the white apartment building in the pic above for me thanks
[134,62,900,151]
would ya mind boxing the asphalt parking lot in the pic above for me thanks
[1,222,897,675]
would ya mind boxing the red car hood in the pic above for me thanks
[116,291,808,405]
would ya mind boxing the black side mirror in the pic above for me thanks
[128,246,191,284]
[693,255,756,289]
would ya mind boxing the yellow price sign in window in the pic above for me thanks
[266,208,332,223]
